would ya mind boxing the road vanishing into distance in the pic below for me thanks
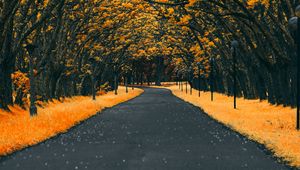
[0,88,292,170]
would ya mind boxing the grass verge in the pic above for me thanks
[0,87,143,156]
[163,84,300,168]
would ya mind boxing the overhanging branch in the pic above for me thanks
[145,0,189,7]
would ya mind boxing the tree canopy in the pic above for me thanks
[0,0,298,111]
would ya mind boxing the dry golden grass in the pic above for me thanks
[164,84,300,168]
[0,87,143,156]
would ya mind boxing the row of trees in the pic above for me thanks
[0,0,194,111]
[149,0,299,107]
[0,0,298,111]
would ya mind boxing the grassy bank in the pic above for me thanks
[163,84,300,168]
[0,87,143,156]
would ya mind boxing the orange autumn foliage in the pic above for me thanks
[163,84,300,168]
[0,87,143,156]
[11,71,30,93]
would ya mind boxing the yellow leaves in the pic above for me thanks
[81,34,87,41]
[185,0,196,8]
[88,27,97,33]
[247,0,269,8]
[93,44,104,50]
[131,0,142,3]
[46,25,53,32]
[137,4,144,10]
[158,0,168,2]
[214,38,220,43]
[119,35,126,43]
[247,0,258,8]
[168,36,176,42]
[190,44,204,57]
[174,58,183,65]
[94,56,101,62]
[117,13,126,18]
[43,0,49,8]
[99,7,107,11]
[11,71,30,93]
[37,12,41,21]
[190,44,199,53]
[137,49,147,57]
[182,26,190,32]
[208,41,215,47]
[200,37,209,43]
[31,0,49,8]
[73,4,80,10]
[167,8,174,15]
[138,49,146,54]
[69,14,75,21]
[102,19,113,28]
[122,2,134,9]
[178,15,191,25]
[20,0,27,5]
[147,47,158,54]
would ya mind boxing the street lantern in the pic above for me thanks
[288,17,298,32]
[176,70,179,87]
[209,57,215,101]
[178,70,183,92]
[180,73,183,91]
[25,44,37,116]
[178,70,183,91]
[231,40,239,109]
[88,57,96,100]
[185,70,188,94]
[197,62,204,97]
[189,66,193,95]
[125,71,128,93]
[288,5,300,130]
[114,65,118,95]
[132,70,135,90]
[176,70,180,89]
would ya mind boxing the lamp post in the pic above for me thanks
[197,62,203,97]
[178,76,180,89]
[125,72,128,93]
[181,75,183,92]
[131,70,134,90]
[179,70,183,91]
[180,79,181,90]
[210,57,215,101]
[189,67,193,95]
[114,65,118,95]
[288,5,300,130]
[175,70,178,86]
[186,72,188,94]
[25,44,37,116]
[231,40,239,109]
[88,57,96,100]
[176,71,180,88]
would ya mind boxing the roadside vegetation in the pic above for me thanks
[0,87,143,156]
[164,84,300,168]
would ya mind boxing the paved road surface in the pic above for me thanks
[0,88,292,170]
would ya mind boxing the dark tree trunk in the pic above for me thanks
[0,18,14,110]
[0,66,13,110]
[15,88,25,108]
[81,75,92,96]
[155,56,163,86]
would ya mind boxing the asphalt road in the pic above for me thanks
[0,88,292,170]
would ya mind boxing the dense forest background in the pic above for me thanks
[0,0,298,110]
